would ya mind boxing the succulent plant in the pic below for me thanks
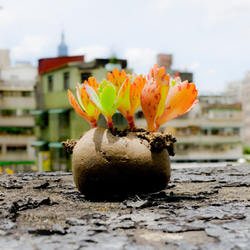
[68,77,100,128]
[108,69,146,130]
[68,64,198,133]
[141,64,198,131]
[84,78,129,131]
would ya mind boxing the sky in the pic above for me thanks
[1,0,250,94]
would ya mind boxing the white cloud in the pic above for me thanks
[124,48,157,74]
[72,46,111,62]
[12,35,49,59]
[205,0,250,25]
[0,10,15,28]
[149,0,172,12]
[202,69,217,75]
[180,62,200,72]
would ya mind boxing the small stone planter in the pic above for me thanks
[63,128,176,198]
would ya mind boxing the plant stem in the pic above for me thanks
[106,116,114,133]
[127,116,136,131]
[154,123,160,132]
[90,121,97,128]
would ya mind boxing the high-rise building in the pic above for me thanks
[0,58,37,171]
[58,32,68,57]
[242,72,250,147]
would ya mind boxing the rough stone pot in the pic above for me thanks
[72,128,173,198]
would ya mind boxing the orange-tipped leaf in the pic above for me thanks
[156,81,199,126]
[141,78,162,131]
[68,90,89,121]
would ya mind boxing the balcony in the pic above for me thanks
[0,134,36,144]
[173,147,243,161]
[0,116,35,127]
[0,96,36,108]
[0,134,36,162]
[176,135,241,144]
[135,117,242,130]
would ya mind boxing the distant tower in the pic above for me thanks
[58,31,68,57]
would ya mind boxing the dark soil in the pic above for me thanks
[0,164,250,249]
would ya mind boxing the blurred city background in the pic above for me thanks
[1,0,250,172]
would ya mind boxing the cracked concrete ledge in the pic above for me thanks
[0,164,250,249]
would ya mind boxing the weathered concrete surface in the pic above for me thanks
[0,164,250,249]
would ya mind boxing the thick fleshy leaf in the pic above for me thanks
[77,85,100,118]
[148,65,170,119]
[126,74,146,117]
[83,77,99,89]
[148,64,169,87]
[141,78,161,131]
[107,68,127,91]
[119,79,131,111]
[113,77,130,114]
[169,76,181,89]
[156,81,198,126]
[155,82,170,119]
[68,90,89,121]
[99,83,116,115]
[76,85,87,112]
[84,84,103,113]
[108,69,131,115]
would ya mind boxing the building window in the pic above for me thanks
[0,109,16,116]
[64,72,70,90]
[7,145,27,153]
[22,91,31,97]
[22,109,30,116]
[59,111,70,127]
[81,72,92,83]
[48,75,53,92]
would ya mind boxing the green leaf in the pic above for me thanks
[98,79,107,96]
[170,79,176,89]
[100,83,116,114]
[112,77,129,112]
[84,85,103,112]
[119,78,131,111]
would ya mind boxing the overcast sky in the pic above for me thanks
[1,0,250,93]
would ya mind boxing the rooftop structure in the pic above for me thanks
[157,53,193,82]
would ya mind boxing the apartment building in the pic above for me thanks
[241,72,250,147]
[225,71,250,149]
[0,56,37,171]
[135,94,243,162]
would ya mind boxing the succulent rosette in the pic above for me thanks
[68,77,100,128]
[108,69,146,130]
[84,78,129,131]
[141,64,198,131]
